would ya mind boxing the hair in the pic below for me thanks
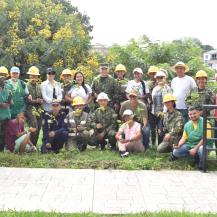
[188,106,199,112]
[74,71,88,94]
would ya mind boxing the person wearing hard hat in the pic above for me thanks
[6,66,29,118]
[171,106,213,170]
[65,96,92,152]
[116,109,144,157]
[60,68,73,115]
[0,66,9,78]
[66,71,92,113]
[147,66,159,92]
[41,99,68,153]
[91,63,119,110]
[186,70,215,114]
[151,70,172,145]
[157,94,183,153]
[41,68,62,112]
[171,61,196,124]
[119,90,149,149]
[25,66,44,146]
[114,64,128,111]
[90,92,118,151]
[0,76,13,151]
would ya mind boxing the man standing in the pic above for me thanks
[41,100,68,153]
[0,76,12,151]
[171,62,196,124]
[26,66,44,146]
[171,107,213,170]
[7,66,29,118]
[65,96,92,152]
[92,63,119,109]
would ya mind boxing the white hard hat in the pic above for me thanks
[96,92,110,102]
[123,109,134,117]
[133,67,143,74]
[155,70,166,78]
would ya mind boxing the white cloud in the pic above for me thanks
[71,0,217,48]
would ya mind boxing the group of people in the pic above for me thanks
[0,61,216,170]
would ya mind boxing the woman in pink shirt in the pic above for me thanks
[116,109,144,157]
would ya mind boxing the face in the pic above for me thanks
[129,95,137,103]
[156,76,165,84]
[47,73,55,81]
[124,115,133,123]
[11,72,19,80]
[175,66,185,77]
[75,73,84,85]
[164,101,174,110]
[17,114,26,124]
[134,72,142,81]
[62,74,71,83]
[74,104,84,110]
[188,109,200,121]
[29,75,39,84]
[115,71,125,79]
[98,99,108,107]
[100,68,109,77]
[51,103,61,113]
[196,77,207,88]
[0,73,7,78]
[148,72,156,79]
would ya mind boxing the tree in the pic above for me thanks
[0,0,92,79]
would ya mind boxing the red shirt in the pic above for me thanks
[5,119,24,152]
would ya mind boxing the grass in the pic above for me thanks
[0,211,217,217]
[0,146,217,170]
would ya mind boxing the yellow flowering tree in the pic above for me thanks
[0,0,92,79]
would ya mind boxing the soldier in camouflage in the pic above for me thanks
[26,66,44,146]
[90,92,118,151]
[60,69,74,115]
[91,63,119,110]
[186,70,215,115]
[65,96,92,152]
[157,94,184,153]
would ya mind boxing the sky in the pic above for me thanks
[71,0,217,48]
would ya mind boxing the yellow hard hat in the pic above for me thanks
[27,66,40,76]
[0,66,9,76]
[148,66,159,75]
[61,69,72,76]
[195,70,207,79]
[163,94,176,103]
[72,96,85,106]
[115,64,126,72]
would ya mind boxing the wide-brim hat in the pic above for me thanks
[172,61,189,73]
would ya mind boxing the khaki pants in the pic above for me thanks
[118,141,144,153]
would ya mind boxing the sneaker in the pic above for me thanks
[168,153,177,162]
[120,151,129,157]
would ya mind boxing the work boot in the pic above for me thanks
[120,151,129,157]
[168,153,178,162]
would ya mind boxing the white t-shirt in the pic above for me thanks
[171,75,197,109]
[126,80,150,96]
[68,84,92,103]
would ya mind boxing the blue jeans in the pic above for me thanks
[142,124,150,149]
[173,144,203,167]
[177,109,188,125]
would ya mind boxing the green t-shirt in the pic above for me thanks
[0,87,11,120]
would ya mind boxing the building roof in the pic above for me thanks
[204,49,217,55]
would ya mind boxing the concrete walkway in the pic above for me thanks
[0,168,217,214]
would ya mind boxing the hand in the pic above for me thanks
[164,133,171,142]
[28,95,33,101]
[96,123,103,129]
[173,144,179,149]
[189,148,197,156]
[0,103,10,109]
[29,127,37,133]
[142,126,146,131]
[120,139,130,143]
[49,131,55,137]
[36,98,43,104]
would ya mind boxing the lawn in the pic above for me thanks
[0,146,216,170]
[0,211,217,217]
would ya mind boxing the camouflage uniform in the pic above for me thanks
[116,78,128,103]
[92,75,119,106]
[65,111,92,151]
[26,82,43,146]
[186,87,215,114]
[157,109,184,153]
[61,82,73,114]
[90,106,118,149]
